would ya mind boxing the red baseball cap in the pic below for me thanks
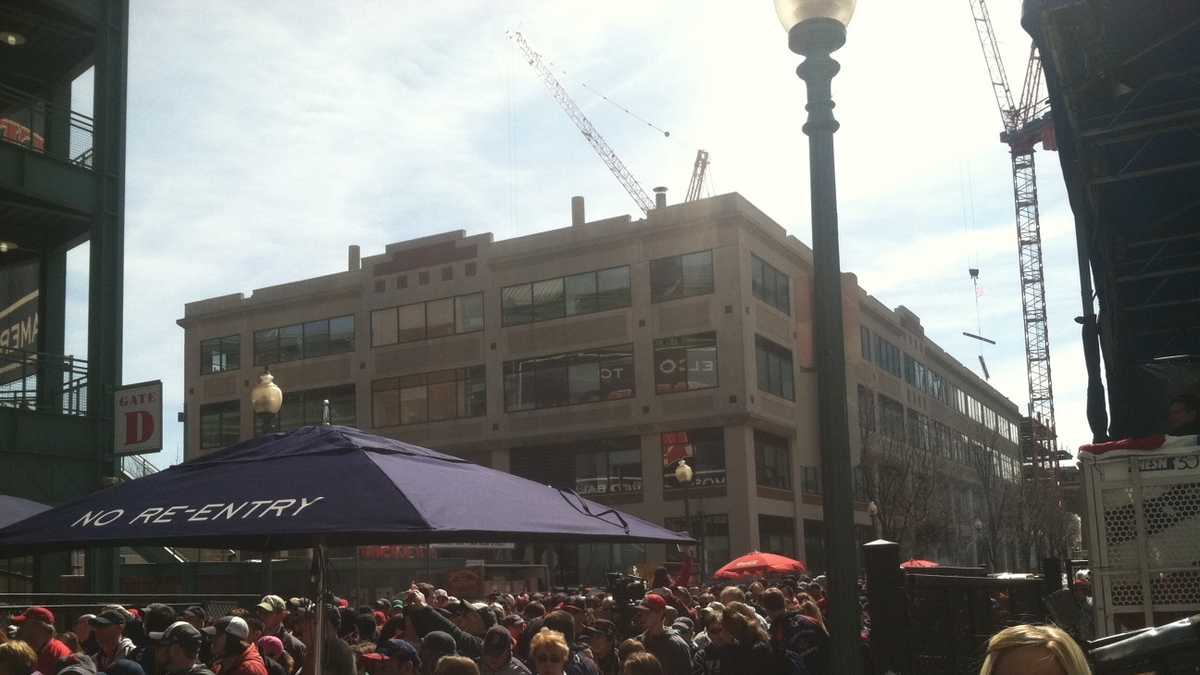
[635,594,666,613]
[13,607,55,626]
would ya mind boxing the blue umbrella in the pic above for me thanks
[0,425,692,554]
[0,495,49,530]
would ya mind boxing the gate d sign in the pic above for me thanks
[114,380,163,455]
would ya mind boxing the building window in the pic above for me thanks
[853,465,868,501]
[465,262,477,277]
[200,400,240,449]
[653,332,718,394]
[860,325,872,361]
[441,266,453,281]
[907,410,929,450]
[254,316,354,366]
[662,427,726,490]
[200,335,240,375]
[880,396,905,442]
[755,335,795,400]
[501,266,631,326]
[666,514,730,577]
[371,366,486,427]
[259,384,356,434]
[419,271,429,285]
[759,515,796,557]
[754,431,791,490]
[575,437,643,497]
[871,333,902,378]
[397,275,407,289]
[650,250,714,303]
[751,254,790,314]
[800,465,822,495]
[503,345,634,412]
[857,385,876,436]
[370,293,483,347]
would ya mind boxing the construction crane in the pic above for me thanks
[967,0,1058,471]
[508,30,656,214]
[685,150,710,202]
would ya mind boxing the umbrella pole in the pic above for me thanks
[313,541,326,675]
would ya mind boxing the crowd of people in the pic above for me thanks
[0,569,1093,675]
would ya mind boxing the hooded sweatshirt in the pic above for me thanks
[215,644,268,675]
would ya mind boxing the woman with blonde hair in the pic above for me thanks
[0,641,38,675]
[529,630,570,675]
[979,624,1091,675]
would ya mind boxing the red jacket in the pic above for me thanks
[217,644,269,675]
[38,638,72,675]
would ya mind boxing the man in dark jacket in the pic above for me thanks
[762,589,826,674]
[541,611,598,675]
[632,595,690,675]
[136,604,177,675]
[477,626,529,675]
[256,596,306,668]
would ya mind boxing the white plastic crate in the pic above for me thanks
[1080,442,1200,637]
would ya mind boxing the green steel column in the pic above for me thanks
[790,17,862,674]
[36,245,67,411]
[85,0,129,595]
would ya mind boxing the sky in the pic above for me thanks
[62,0,1092,468]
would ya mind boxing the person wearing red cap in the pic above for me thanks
[13,607,72,675]
[631,596,689,675]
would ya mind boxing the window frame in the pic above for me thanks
[501,265,631,327]
[754,335,795,401]
[199,400,240,449]
[750,254,791,315]
[653,331,719,395]
[253,315,355,366]
[754,431,792,490]
[371,366,486,428]
[650,250,715,303]
[503,345,635,412]
[370,293,484,347]
[200,334,241,375]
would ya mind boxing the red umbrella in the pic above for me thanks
[714,551,807,579]
[900,559,940,570]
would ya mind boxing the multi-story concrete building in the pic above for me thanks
[178,193,1025,583]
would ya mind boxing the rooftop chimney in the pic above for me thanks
[348,245,361,271]
[571,195,585,227]
[653,186,668,210]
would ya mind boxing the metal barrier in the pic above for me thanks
[120,454,161,481]
[0,347,89,416]
[0,82,94,168]
[0,593,260,629]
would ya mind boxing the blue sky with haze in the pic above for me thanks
[63,1,1090,467]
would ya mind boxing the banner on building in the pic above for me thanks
[0,261,39,385]
[113,380,163,455]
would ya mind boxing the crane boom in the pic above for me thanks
[967,0,1058,470]
[508,31,655,214]
[685,149,710,202]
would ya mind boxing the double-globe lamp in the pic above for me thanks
[774,1,861,673]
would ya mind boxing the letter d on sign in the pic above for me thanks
[125,410,155,444]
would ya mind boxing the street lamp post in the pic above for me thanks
[250,366,283,435]
[774,1,860,671]
[249,366,282,590]
[675,460,697,575]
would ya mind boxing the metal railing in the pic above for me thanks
[0,347,88,416]
[120,453,161,480]
[0,82,95,169]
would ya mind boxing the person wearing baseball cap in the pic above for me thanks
[149,622,213,675]
[138,604,178,675]
[88,610,134,673]
[477,625,527,675]
[12,607,72,675]
[633,595,689,675]
[359,638,419,675]
[204,617,266,675]
[253,597,304,668]
[581,620,617,675]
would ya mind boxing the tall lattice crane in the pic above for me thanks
[508,30,656,214]
[686,150,710,202]
[967,0,1058,470]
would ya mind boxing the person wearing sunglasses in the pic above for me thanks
[528,631,568,675]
